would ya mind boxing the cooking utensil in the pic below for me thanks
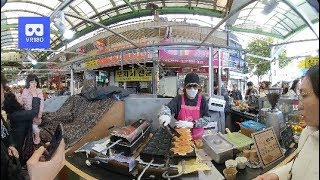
[162,122,180,137]
[167,124,181,137]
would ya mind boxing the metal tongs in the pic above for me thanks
[162,123,180,137]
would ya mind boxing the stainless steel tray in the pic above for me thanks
[202,133,234,163]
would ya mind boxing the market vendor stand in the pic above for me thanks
[57,95,299,180]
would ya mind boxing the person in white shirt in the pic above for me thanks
[254,65,319,180]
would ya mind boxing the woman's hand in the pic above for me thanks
[27,139,65,180]
[253,173,279,180]
[8,146,19,158]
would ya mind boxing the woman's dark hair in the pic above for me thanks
[3,92,24,114]
[265,81,271,88]
[1,72,7,87]
[25,74,40,88]
[290,79,300,93]
[305,65,319,98]
[247,81,253,86]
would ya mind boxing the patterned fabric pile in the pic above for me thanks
[40,95,115,148]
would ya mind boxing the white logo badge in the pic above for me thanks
[25,24,44,36]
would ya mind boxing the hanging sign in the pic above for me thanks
[298,57,319,69]
[115,69,152,82]
[251,127,284,168]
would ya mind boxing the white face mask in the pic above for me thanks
[186,87,198,99]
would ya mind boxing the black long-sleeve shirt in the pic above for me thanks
[8,97,41,130]
[166,93,210,119]
[230,90,243,100]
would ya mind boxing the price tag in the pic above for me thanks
[251,127,285,168]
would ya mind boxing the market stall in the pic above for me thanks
[54,91,301,180]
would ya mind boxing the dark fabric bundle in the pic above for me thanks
[21,127,34,162]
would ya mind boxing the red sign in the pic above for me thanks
[159,40,225,66]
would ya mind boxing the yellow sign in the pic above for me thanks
[298,57,319,69]
[85,60,98,69]
[115,69,152,82]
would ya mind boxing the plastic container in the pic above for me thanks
[235,157,247,169]
[240,120,266,137]
[225,159,237,168]
[223,167,237,180]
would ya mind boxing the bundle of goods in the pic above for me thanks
[140,127,173,164]
[239,120,266,137]
[41,95,115,148]
[169,128,196,164]
[110,119,151,156]
[233,101,249,112]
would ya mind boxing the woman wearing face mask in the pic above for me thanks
[158,73,210,140]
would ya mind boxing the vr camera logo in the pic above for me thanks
[18,17,50,49]
[25,24,44,42]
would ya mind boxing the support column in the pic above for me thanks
[270,46,279,85]
[70,68,74,95]
[208,46,213,97]
[218,49,222,96]
[152,60,159,95]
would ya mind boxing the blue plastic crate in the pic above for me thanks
[241,120,266,132]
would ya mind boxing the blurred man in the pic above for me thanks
[230,84,243,100]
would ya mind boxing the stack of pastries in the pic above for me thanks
[170,128,195,156]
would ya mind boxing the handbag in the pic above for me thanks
[21,127,35,162]
[1,141,24,180]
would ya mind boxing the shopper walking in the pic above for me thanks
[158,73,210,140]
[2,91,41,165]
[1,73,66,180]
[21,74,44,145]
[254,65,319,180]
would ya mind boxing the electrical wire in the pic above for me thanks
[137,159,154,180]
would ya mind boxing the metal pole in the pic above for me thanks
[282,0,319,39]
[152,61,159,95]
[208,46,213,97]
[70,68,74,95]
[200,0,257,46]
[218,49,222,96]
[270,38,319,47]
[246,53,272,61]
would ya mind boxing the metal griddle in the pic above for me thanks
[110,119,151,156]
